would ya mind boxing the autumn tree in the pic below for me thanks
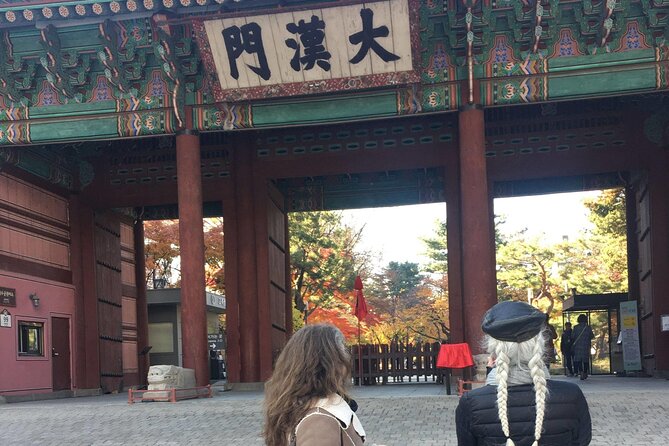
[422,220,448,275]
[582,188,628,290]
[496,234,566,314]
[289,211,371,328]
[420,220,452,341]
[144,218,226,293]
[378,261,422,317]
[496,188,628,317]
[203,218,226,294]
[144,219,180,288]
[363,261,449,343]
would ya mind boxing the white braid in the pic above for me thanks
[494,344,514,446]
[529,334,548,446]
[488,333,550,446]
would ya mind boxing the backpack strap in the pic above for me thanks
[573,326,587,344]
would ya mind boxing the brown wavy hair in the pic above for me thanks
[263,324,352,446]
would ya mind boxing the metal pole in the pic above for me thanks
[357,318,362,387]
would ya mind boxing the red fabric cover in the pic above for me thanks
[353,275,368,321]
[354,289,368,321]
[436,343,474,369]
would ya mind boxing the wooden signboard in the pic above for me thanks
[194,0,420,102]
[0,287,16,307]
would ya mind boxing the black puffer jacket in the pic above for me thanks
[455,380,591,446]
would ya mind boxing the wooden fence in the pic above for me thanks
[351,342,448,385]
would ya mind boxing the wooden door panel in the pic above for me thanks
[51,317,71,391]
[94,211,124,393]
[267,182,290,356]
[634,173,654,373]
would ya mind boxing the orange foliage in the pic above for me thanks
[309,306,366,342]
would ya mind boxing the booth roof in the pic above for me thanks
[562,292,629,311]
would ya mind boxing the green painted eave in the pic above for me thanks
[29,100,116,119]
[549,49,657,72]
[252,92,399,127]
[29,116,119,142]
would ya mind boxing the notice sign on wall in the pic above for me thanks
[620,300,642,371]
[1,309,11,328]
[0,287,16,307]
[195,0,419,102]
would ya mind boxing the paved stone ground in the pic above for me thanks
[2,376,669,445]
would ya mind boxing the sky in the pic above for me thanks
[341,190,601,268]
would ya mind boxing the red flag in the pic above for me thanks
[353,276,368,321]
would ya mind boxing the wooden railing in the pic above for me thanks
[351,342,447,385]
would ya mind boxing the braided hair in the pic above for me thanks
[487,330,549,446]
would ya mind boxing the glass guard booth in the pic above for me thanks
[562,292,628,375]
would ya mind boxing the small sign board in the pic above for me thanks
[206,293,226,311]
[208,333,225,350]
[1,309,11,328]
[620,300,642,371]
[661,314,669,332]
[0,287,16,307]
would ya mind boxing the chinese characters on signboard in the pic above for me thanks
[202,0,413,97]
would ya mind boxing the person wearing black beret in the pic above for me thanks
[455,301,592,446]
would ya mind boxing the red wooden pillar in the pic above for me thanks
[235,144,260,382]
[445,160,465,344]
[222,174,241,383]
[458,106,497,351]
[133,220,150,385]
[176,129,209,385]
[648,151,669,373]
[254,176,273,381]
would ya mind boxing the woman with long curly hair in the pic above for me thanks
[456,301,592,446]
[264,323,365,446]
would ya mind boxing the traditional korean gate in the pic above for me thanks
[94,211,124,393]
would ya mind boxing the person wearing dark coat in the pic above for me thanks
[572,314,595,380]
[455,301,592,446]
[560,321,575,376]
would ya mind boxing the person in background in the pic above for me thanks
[544,313,558,368]
[561,321,575,377]
[572,314,595,380]
[264,323,366,446]
[456,301,592,446]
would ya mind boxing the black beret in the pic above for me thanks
[481,301,546,343]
